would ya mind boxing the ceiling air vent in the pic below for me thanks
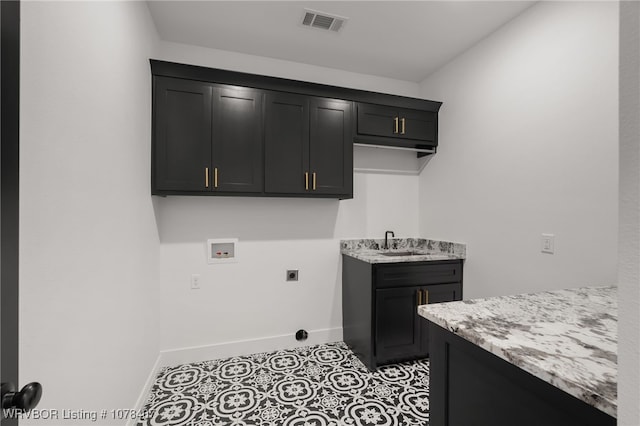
[301,9,348,32]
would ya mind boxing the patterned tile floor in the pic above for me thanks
[138,342,429,426]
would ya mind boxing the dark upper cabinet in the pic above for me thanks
[150,60,441,198]
[212,86,263,193]
[356,103,437,146]
[153,77,212,192]
[265,93,352,198]
[152,77,263,194]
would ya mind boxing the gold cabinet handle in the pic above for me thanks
[312,172,317,190]
[305,172,309,190]
[401,117,406,135]
[424,289,429,305]
[417,289,422,306]
[214,167,218,188]
[394,116,399,134]
[205,167,209,188]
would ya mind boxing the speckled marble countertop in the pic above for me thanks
[419,286,617,417]
[341,238,466,264]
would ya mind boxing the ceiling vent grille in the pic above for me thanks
[301,9,348,32]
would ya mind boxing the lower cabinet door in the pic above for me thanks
[375,286,423,364]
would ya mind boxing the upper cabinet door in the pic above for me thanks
[212,86,263,193]
[397,107,436,143]
[264,92,309,195]
[357,103,398,139]
[309,98,352,196]
[153,77,212,192]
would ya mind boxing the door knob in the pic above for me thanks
[1,382,42,411]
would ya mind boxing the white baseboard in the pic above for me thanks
[158,327,343,367]
[128,353,162,426]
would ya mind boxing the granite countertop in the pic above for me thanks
[341,238,466,264]
[418,286,617,417]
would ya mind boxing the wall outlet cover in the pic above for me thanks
[541,234,555,254]
[191,274,201,290]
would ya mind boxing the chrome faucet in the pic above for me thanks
[384,231,395,250]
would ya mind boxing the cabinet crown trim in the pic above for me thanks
[150,59,442,113]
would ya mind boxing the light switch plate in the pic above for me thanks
[541,234,555,254]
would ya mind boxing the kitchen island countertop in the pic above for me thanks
[418,285,617,417]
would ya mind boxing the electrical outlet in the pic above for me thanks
[541,234,555,254]
[286,270,299,282]
[191,274,201,289]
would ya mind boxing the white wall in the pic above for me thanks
[20,2,160,424]
[419,1,619,299]
[618,2,640,424]
[157,172,420,359]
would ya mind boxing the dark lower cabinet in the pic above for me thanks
[153,77,263,194]
[376,283,461,365]
[265,93,352,198]
[342,256,463,371]
[428,323,616,426]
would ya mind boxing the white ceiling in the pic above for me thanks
[147,1,536,82]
